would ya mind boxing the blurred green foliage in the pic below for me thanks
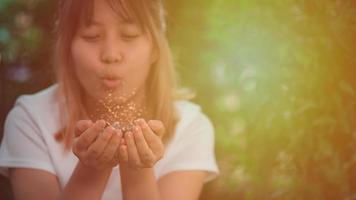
[167,0,355,199]
[1,0,355,199]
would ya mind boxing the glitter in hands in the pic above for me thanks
[91,88,147,133]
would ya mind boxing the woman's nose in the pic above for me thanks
[100,39,123,64]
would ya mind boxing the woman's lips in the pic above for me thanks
[101,77,122,89]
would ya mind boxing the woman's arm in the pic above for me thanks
[9,120,123,200]
[119,164,160,200]
[118,119,207,200]
[158,171,206,200]
[9,168,61,200]
[60,162,112,200]
[9,163,112,200]
[120,164,206,200]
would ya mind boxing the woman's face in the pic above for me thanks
[71,0,155,103]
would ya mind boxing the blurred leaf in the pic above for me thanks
[0,27,11,44]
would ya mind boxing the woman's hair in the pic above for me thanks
[53,0,187,149]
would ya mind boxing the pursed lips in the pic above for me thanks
[100,75,123,89]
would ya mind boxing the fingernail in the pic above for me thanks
[127,131,132,138]
[106,127,114,134]
[136,118,143,124]
[97,120,106,128]
[109,126,116,131]
[134,119,139,125]
[95,122,103,131]
[120,139,126,145]
[134,126,140,132]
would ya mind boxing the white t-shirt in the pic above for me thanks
[0,84,219,200]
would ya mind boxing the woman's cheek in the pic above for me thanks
[72,41,98,71]
[125,57,150,90]
[71,40,102,96]
[128,44,153,83]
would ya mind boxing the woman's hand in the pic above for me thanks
[118,119,165,169]
[73,119,123,170]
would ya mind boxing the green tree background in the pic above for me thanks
[0,0,355,199]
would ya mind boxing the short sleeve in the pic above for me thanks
[159,112,219,183]
[0,97,56,177]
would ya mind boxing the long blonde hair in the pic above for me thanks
[53,0,184,149]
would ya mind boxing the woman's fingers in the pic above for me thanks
[98,129,122,166]
[133,126,155,167]
[74,119,165,169]
[85,126,114,160]
[136,119,156,144]
[75,120,106,151]
[75,120,93,137]
[118,144,128,163]
[73,120,134,169]
[136,119,164,156]
[118,135,128,163]
[125,131,141,169]
[147,120,165,138]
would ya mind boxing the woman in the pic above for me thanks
[0,0,219,199]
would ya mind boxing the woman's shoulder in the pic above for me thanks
[174,100,201,116]
[16,83,58,104]
[0,85,63,178]
[7,84,61,128]
[173,100,214,138]
[14,84,59,111]
[157,100,218,182]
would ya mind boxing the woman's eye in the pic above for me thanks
[121,34,140,41]
[82,35,100,41]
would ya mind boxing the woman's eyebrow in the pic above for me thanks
[88,19,135,27]
[88,20,102,27]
